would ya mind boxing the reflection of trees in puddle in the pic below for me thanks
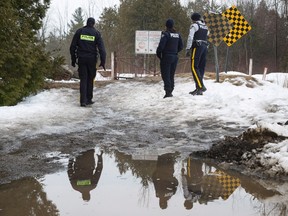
[113,150,179,208]
[111,149,283,213]
[0,177,59,215]
[1,148,286,215]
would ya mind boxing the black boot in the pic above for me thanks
[195,89,203,95]
[163,90,173,98]
[189,89,198,95]
[189,88,203,96]
[202,85,207,92]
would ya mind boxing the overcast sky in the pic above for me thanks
[47,0,227,22]
[46,0,235,34]
[46,0,120,32]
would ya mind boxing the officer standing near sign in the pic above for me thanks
[186,13,209,96]
[157,18,183,98]
[70,17,106,107]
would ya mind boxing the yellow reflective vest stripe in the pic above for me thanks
[80,34,95,41]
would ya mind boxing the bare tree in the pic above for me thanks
[38,13,50,43]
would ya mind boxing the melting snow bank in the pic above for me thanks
[256,122,288,175]
[193,120,288,180]
[1,72,288,182]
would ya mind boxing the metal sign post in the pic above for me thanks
[214,45,220,82]
[224,46,229,73]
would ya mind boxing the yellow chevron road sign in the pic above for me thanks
[222,6,252,46]
[203,13,233,47]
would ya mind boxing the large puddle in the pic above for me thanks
[0,148,284,216]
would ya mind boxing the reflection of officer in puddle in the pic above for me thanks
[152,153,178,209]
[68,149,103,201]
[181,157,204,210]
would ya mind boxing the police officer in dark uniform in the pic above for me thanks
[70,17,106,107]
[157,18,183,98]
[185,13,209,96]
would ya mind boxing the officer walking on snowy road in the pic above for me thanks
[70,17,106,107]
[157,18,183,98]
[185,13,209,96]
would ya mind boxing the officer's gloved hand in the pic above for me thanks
[185,49,191,57]
[71,56,76,67]
[99,62,106,71]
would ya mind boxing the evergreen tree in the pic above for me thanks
[186,0,211,15]
[68,7,85,35]
[114,0,190,55]
[0,0,51,106]
[98,6,119,67]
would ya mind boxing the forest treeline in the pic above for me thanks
[0,0,288,106]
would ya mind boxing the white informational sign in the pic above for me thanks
[148,31,162,54]
[135,30,161,54]
[135,31,149,54]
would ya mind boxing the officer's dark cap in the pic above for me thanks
[165,18,174,28]
[191,13,201,21]
[87,17,95,26]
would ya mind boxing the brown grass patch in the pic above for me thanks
[44,72,262,90]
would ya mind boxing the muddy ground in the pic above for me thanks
[192,126,288,181]
[1,73,287,185]
[2,114,287,186]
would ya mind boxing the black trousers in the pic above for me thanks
[78,57,97,105]
[160,54,178,93]
[190,44,207,89]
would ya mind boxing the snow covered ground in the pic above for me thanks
[1,71,288,175]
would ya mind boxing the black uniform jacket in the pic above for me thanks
[70,26,106,65]
[156,30,183,58]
